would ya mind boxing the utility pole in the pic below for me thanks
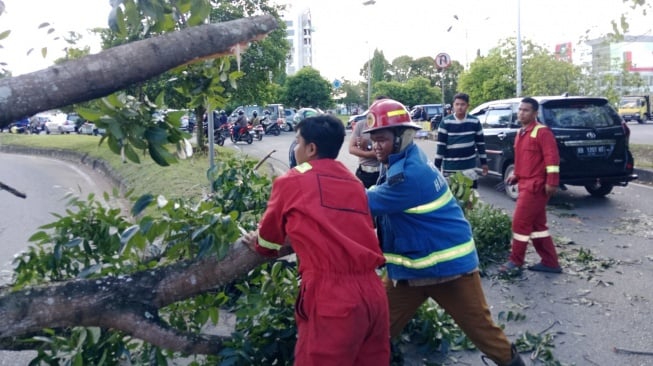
[363,0,376,108]
[516,0,523,97]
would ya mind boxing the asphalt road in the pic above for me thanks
[0,153,118,365]
[626,120,653,145]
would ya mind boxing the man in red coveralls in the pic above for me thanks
[242,114,390,366]
[499,97,563,275]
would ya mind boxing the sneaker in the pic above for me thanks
[498,261,522,276]
[527,262,562,273]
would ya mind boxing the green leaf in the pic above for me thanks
[132,194,154,216]
[128,135,148,150]
[107,135,122,155]
[145,127,168,144]
[64,238,83,248]
[187,0,211,27]
[40,47,47,58]
[28,231,50,242]
[120,225,140,246]
[123,143,141,163]
[148,144,171,166]
[0,30,11,41]
[191,225,211,241]
[87,327,102,344]
[78,264,101,278]
[76,107,104,122]
[209,307,219,324]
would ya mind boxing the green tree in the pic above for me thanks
[389,55,414,82]
[282,67,332,109]
[458,49,515,107]
[373,77,440,107]
[339,79,366,112]
[458,38,587,107]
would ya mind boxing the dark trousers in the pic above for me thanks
[355,167,379,188]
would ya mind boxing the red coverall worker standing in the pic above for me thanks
[243,115,390,366]
[500,97,562,275]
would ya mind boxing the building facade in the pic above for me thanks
[587,35,653,95]
[284,9,313,76]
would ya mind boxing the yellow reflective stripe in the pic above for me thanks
[294,162,313,173]
[404,189,454,214]
[257,235,283,251]
[388,109,409,117]
[546,165,559,173]
[530,124,545,138]
[530,230,551,239]
[513,232,530,242]
[384,240,475,269]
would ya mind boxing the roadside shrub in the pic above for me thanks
[467,203,512,269]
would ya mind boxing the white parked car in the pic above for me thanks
[78,122,105,136]
[40,112,70,134]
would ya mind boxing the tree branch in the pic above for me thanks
[0,15,279,126]
[0,240,294,354]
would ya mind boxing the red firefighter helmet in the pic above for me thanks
[363,99,421,133]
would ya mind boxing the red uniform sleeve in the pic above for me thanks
[538,127,560,187]
[256,174,293,256]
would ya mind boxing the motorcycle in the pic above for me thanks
[215,123,232,146]
[231,123,254,144]
[251,123,264,141]
[260,115,281,136]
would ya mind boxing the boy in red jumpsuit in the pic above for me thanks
[500,97,562,275]
[243,114,390,365]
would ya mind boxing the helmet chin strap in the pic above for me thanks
[392,128,416,154]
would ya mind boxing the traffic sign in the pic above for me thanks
[333,79,342,89]
[435,53,451,69]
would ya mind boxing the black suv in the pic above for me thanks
[470,96,638,199]
[410,104,444,130]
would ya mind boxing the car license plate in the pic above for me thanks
[577,145,608,157]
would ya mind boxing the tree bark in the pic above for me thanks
[0,240,292,355]
[0,15,278,126]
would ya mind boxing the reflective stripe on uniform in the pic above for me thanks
[530,230,551,239]
[530,124,545,138]
[512,232,530,242]
[384,239,475,269]
[294,162,313,173]
[546,165,559,173]
[404,189,454,214]
[258,235,283,251]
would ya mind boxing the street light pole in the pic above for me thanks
[367,49,372,107]
[516,0,523,97]
[363,0,376,108]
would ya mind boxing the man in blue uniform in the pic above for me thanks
[364,99,524,366]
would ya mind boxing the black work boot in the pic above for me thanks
[482,344,525,366]
[506,344,526,366]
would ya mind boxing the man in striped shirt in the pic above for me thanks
[434,93,488,188]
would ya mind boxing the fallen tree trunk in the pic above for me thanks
[0,15,278,126]
[0,240,292,354]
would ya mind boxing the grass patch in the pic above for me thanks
[631,144,653,169]
[0,133,236,200]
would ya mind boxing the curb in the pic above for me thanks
[0,145,128,194]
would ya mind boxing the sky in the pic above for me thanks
[0,0,651,80]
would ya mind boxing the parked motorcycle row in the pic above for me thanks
[202,115,289,146]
